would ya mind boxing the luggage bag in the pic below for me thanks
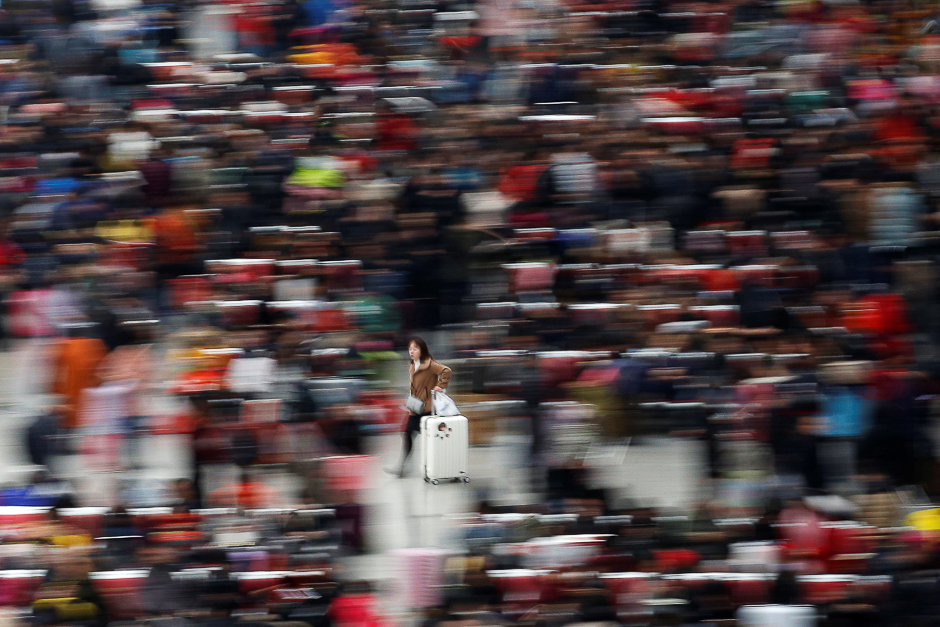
[421,414,470,485]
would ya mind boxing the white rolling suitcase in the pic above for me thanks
[736,605,816,627]
[421,414,470,485]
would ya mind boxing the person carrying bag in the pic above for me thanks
[386,337,451,477]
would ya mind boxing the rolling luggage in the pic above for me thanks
[421,414,469,485]
[391,548,448,609]
[736,605,816,627]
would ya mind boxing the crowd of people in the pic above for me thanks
[3,0,940,623]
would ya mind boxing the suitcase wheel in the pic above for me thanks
[462,476,470,483]
[424,477,430,483]
[431,479,439,485]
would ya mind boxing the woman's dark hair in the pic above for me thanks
[408,336,432,361]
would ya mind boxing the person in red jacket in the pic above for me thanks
[328,582,385,627]
[375,101,418,152]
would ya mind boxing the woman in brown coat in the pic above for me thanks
[386,337,451,477]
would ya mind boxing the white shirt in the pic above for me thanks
[225,356,276,395]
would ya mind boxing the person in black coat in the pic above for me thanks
[26,404,66,470]
[773,400,825,493]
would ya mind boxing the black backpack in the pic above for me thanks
[229,428,259,468]
[26,412,61,468]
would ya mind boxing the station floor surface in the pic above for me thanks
[0,338,707,619]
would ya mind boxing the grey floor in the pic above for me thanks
[0,337,707,617]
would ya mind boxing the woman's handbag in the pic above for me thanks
[405,395,425,415]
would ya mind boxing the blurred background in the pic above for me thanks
[0,0,940,625]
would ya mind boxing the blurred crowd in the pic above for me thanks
[4,0,940,623]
